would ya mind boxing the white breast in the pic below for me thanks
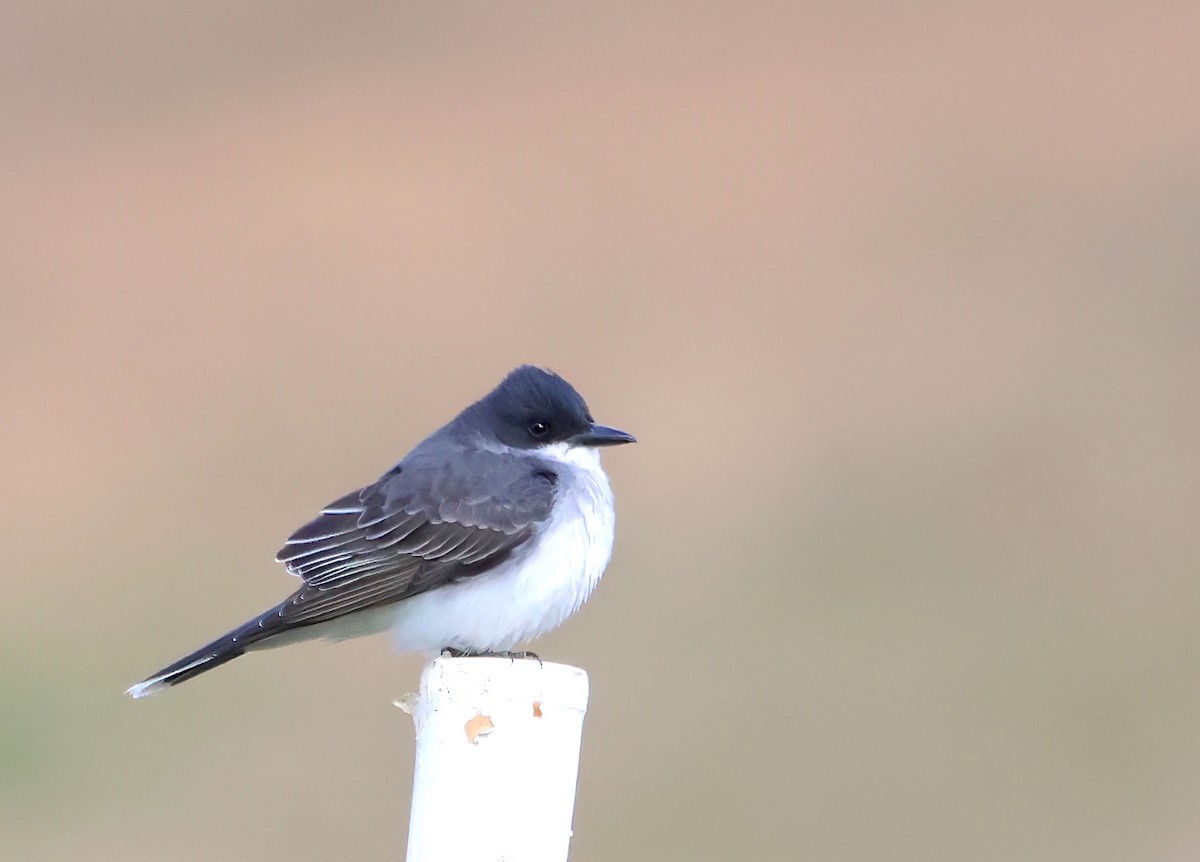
[387,444,616,654]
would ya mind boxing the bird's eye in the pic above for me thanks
[528,421,550,438]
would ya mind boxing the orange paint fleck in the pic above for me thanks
[464,713,495,744]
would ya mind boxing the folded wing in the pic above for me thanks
[272,450,557,628]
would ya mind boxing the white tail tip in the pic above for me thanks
[126,678,168,699]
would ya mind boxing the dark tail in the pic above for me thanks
[126,611,280,699]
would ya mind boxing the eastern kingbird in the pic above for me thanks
[126,366,634,698]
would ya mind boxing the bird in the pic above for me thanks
[126,365,635,698]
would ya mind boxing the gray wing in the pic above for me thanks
[272,449,557,628]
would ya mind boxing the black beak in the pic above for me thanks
[570,423,637,447]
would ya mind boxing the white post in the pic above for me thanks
[403,656,590,862]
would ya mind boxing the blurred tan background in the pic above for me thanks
[3,2,1199,860]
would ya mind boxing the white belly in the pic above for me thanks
[387,444,616,654]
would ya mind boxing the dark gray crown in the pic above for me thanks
[469,365,593,449]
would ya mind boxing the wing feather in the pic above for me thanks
[268,450,557,629]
